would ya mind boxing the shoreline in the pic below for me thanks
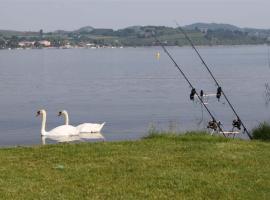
[0,43,267,51]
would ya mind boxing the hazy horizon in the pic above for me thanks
[1,0,269,32]
[1,22,269,32]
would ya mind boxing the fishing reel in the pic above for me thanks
[189,88,204,101]
[190,87,222,103]
[232,118,242,130]
[190,88,196,101]
[216,87,222,101]
[207,120,222,132]
[200,90,204,98]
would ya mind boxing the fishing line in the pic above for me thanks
[174,21,252,139]
[195,103,204,127]
[267,44,270,68]
[264,83,270,106]
[263,44,270,106]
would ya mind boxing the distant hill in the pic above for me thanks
[184,23,242,31]
[53,30,70,34]
[0,30,24,35]
[124,26,143,33]
[74,26,94,33]
[0,29,39,37]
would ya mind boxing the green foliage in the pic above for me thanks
[252,122,270,141]
[205,29,265,45]
[33,41,41,48]
[0,37,6,49]
[6,36,18,48]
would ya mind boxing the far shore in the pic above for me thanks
[0,43,268,51]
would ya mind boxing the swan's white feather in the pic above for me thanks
[45,125,78,136]
[76,122,105,133]
[79,132,105,140]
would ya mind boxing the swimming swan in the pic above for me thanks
[58,110,105,133]
[36,109,79,136]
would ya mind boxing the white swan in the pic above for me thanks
[36,109,79,136]
[58,110,105,133]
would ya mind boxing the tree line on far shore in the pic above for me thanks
[0,24,269,49]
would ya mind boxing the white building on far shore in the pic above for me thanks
[18,41,35,47]
[39,40,51,47]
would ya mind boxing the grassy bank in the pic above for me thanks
[0,133,269,199]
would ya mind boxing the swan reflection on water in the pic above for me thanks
[41,133,105,145]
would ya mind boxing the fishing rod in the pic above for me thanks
[174,22,252,139]
[267,44,270,68]
[153,33,225,136]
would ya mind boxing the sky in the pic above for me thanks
[0,0,269,31]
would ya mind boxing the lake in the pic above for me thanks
[0,45,269,146]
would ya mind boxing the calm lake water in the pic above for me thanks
[0,45,269,146]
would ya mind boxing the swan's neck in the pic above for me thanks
[63,112,69,125]
[41,136,46,145]
[41,112,47,135]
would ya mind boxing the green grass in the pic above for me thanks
[252,122,270,141]
[0,133,269,199]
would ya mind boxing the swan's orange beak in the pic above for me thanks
[58,111,62,116]
[36,111,41,117]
